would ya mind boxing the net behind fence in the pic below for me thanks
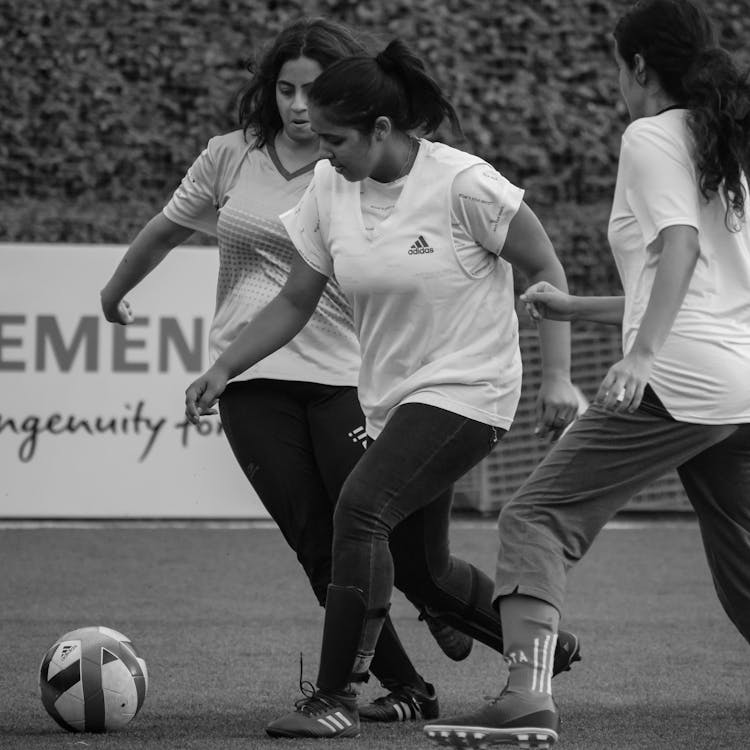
[453,328,690,515]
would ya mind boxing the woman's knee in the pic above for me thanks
[334,472,391,540]
[497,498,531,541]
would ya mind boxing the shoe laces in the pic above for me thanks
[294,690,344,716]
[293,653,347,716]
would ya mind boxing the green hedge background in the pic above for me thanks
[3,0,749,294]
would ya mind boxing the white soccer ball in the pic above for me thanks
[39,626,148,733]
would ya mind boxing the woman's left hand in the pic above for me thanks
[535,374,581,441]
[185,364,229,424]
[595,351,654,412]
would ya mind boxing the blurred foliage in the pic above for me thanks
[2,0,749,293]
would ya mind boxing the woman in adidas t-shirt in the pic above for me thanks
[99,19,448,721]
[185,38,581,739]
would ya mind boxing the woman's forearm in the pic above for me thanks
[528,261,571,379]
[102,213,194,301]
[214,293,315,379]
[213,256,328,379]
[570,295,625,325]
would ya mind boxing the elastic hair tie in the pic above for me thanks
[375,51,397,74]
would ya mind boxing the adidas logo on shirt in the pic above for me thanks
[408,235,434,254]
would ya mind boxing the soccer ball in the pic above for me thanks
[39,626,148,733]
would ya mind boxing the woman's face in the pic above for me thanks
[309,104,382,182]
[276,56,323,145]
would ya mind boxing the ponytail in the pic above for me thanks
[308,38,462,137]
[614,0,750,229]
[683,48,750,229]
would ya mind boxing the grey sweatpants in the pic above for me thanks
[495,402,750,644]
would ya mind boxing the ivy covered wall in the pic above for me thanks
[3,0,749,294]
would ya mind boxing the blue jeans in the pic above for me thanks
[332,403,502,664]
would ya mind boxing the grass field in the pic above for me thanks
[2,517,748,750]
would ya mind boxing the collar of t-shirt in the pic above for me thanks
[360,175,407,234]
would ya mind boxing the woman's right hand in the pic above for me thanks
[101,291,135,325]
[520,281,577,322]
[185,364,229,424]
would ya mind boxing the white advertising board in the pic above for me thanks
[0,243,267,518]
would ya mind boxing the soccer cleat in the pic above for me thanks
[552,630,581,677]
[265,688,360,739]
[359,681,440,722]
[423,693,559,749]
[420,609,474,661]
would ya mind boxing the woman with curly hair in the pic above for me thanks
[426,1,750,746]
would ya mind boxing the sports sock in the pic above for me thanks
[369,617,427,693]
[499,594,559,698]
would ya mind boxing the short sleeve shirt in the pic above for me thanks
[163,130,360,385]
[608,110,750,423]
[282,140,524,436]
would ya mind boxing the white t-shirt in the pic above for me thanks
[163,130,360,385]
[281,139,524,437]
[608,109,750,423]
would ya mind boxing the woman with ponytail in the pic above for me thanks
[99,17,465,726]
[427,1,750,747]
[185,38,582,738]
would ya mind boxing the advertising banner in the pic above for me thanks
[0,243,266,518]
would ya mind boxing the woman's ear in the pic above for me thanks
[373,116,392,142]
[633,53,648,86]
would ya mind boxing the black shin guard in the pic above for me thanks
[369,615,422,689]
[316,584,369,693]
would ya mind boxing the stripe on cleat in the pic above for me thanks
[317,711,353,733]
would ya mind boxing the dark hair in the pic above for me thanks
[614,0,750,228]
[238,17,366,147]
[307,38,462,138]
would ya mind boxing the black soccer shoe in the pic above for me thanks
[553,630,581,676]
[265,688,359,739]
[359,681,439,722]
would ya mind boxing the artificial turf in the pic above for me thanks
[1,517,748,749]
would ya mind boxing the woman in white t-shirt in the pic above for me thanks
[185,39,582,739]
[426,1,750,747]
[99,18,458,724]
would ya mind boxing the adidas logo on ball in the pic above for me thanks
[39,625,148,733]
